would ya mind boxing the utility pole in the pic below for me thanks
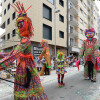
[54,0,60,57]
[67,0,70,56]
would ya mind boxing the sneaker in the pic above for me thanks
[91,79,96,82]
[61,83,65,86]
[58,83,61,87]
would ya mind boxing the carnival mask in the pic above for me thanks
[11,1,34,38]
[85,28,95,39]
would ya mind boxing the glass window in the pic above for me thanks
[80,8,83,14]
[12,12,16,20]
[12,29,16,37]
[7,33,10,40]
[84,12,87,17]
[4,0,6,2]
[80,0,82,2]
[70,26,73,33]
[59,14,64,23]
[84,3,86,8]
[7,18,10,25]
[13,0,16,3]
[84,22,87,28]
[59,0,64,7]
[80,29,83,34]
[48,0,53,4]
[4,9,6,15]
[43,4,52,21]
[43,24,52,40]
[70,38,74,46]
[7,3,10,10]
[59,31,64,38]
[80,18,83,24]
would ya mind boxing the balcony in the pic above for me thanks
[69,5,78,15]
[70,0,78,6]
[0,22,6,29]
[0,13,2,17]
[69,17,78,26]
[71,46,80,52]
[0,3,2,6]
[0,39,5,47]
[70,30,78,37]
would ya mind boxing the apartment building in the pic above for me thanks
[0,0,67,57]
[68,0,99,56]
[98,16,100,47]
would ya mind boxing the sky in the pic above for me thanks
[0,0,100,36]
[95,1,100,14]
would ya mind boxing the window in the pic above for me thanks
[4,0,6,2]
[70,38,73,46]
[48,0,53,4]
[84,3,86,8]
[84,22,87,28]
[59,31,64,38]
[80,0,82,2]
[80,8,83,14]
[12,29,16,37]
[70,3,73,8]
[7,18,10,25]
[84,12,87,17]
[59,0,64,7]
[13,0,16,3]
[12,12,16,20]
[59,14,64,23]
[7,33,10,40]
[43,4,52,21]
[80,29,83,34]
[80,18,83,24]
[43,24,52,40]
[7,3,10,10]
[70,26,73,33]
[70,15,73,21]
[4,9,6,15]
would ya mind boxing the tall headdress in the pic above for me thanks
[40,40,48,47]
[57,51,64,60]
[10,1,34,38]
[85,28,95,38]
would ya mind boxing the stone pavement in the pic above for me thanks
[0,66,83,100]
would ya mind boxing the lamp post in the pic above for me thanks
[54,0,60,57]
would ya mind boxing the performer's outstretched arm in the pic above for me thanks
[0,38,31,70]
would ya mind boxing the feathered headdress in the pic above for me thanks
[10,1,34,38]
[10,1,32,14]
[57,51,64,60]
[40,40,48,47]
[85,28,95,38]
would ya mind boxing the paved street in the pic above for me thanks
[44,71,100,100]
[1,66,100,100]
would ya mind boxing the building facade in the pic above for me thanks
[99,16,100,47]
[0,0,99,57]
[68,0,99,56]
[0,0,67,57]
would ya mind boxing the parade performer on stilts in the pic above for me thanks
[0,2,48,100]
[80,28,99,82]
[56,51,67,87]
[39,40,51,76]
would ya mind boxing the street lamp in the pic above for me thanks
[54,0,60,57]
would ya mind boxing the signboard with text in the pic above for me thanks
[33,46,43,57]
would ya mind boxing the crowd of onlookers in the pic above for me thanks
[34,54,84,72]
